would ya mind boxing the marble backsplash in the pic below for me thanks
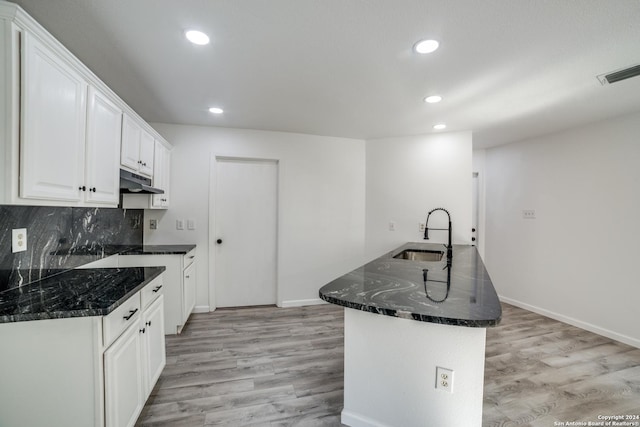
[0,205,143,293]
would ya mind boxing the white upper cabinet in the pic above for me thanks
[85,86,122,205]
[20,32,87,202]
[151,141,170,209]
[0,3,171,206]
[121,114,154,178]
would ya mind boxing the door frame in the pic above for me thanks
[208,154,280,310]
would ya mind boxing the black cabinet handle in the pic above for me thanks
[123,308,138,321]
[146,321,152,327]
[216,239,222,244]
[153,285,162,292]
[472,237,476,242]
[79,186,86,191]
[139,327,146,334]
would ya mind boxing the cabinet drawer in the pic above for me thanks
[184,249,196,269]
[103,294,141,348]
[141,275,163,309]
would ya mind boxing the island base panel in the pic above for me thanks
[341,308,486,427]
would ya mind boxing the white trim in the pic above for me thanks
[499,296,640,349]
[341,409,393,427]
[279,298,327,308]
[192,305,210,314]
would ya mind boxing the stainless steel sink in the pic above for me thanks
[393,249,444,262]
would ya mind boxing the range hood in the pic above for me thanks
[119,169,164,194]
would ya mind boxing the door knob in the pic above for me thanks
[216,239,223,244]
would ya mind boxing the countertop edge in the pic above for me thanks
[319,293,501,328]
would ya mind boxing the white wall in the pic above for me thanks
[484,111,640,348]
[365,131,473,260]
[144,123,366,310]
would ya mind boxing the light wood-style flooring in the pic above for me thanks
[136,303,640,426]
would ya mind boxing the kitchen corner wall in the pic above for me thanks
[364,131,473,261]
[484,110,640,348]
[0,206,143,292]
[145,123,366,311]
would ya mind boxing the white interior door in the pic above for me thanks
[214,158,278,307]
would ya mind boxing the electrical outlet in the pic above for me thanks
[12,228,27,253]
[176,219,184,230]
[149,219,157,230]
[187,219,196,230]
[419,222,426,233]
[522,209,536,219]
[388,221,396,231]
[436,367,453,393]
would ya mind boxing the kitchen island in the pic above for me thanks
[319,242,501,427]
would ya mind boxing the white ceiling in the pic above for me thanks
[9,0,640,148]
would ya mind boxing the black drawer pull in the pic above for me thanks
[146,321,152,327]
[123,308,138,321]
[139,327,146,334]
[152,285,162,292]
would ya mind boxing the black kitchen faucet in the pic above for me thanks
[424,207,453,260]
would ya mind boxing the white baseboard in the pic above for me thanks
[499,296,640,349]
[279,298,327,308]
[341,410,391,427]
[192,305,210,314]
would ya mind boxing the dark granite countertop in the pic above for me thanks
[120,244,196,255]
[0,266,165,323]
[319,243,501,327]
[50,244,196,257]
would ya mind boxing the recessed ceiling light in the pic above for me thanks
[208,107,223,114]
[414,39,439,54]
[185,30,210,45]
[433,123,446,130]
[424,95,442,104]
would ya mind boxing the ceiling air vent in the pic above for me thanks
[597,64,640,85]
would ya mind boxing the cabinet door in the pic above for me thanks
[142,295,166,397]
[182,262,196,325]
[20,32,87,201]
[104,322,144,427]
[138,130,155,177]
[120,114,141,172]
[85,87,122,205]
[151,142,170,208]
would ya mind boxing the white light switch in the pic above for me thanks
[187,219,196,230]
[12,228,27,253]
[176,219,184,230]
[388,221,396,231]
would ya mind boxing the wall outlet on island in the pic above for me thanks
[149,219,157,230]
[176,219,184,230]
[436,367,454,393]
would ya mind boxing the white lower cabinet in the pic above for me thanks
[105,287,166,427]
[118,249,196,334]
[0,275,166,427]
[104,318,145,427]
[141,295,166,395]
